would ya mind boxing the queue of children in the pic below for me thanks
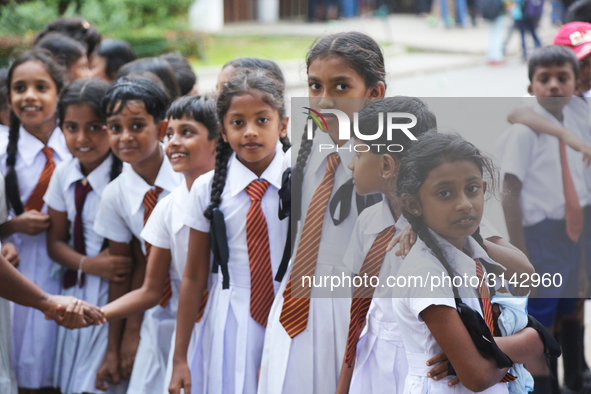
[0,13,590,394]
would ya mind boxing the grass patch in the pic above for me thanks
[190,34,315,67]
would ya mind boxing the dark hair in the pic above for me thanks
[5,49,66,215]
[125,71,168,93]
[35,32,86,72]
[292,32,387,221]
[58,78,123,181]
[528,45,580,82]
[116,57,181,100]
[565,0,591,23]
[306,32,386,90]
[166,95,219,140]
[103,77,171,124]
[396,132,497,279]
[160,52,197,96]
[205,69,290,219]
[95,39,136,80]
[355,96,437,157]
[34,17,101,56]
[223,57,285,86]
[0,68,8,120]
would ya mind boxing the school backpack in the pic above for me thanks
[522,0,545,20]
[481,0,504,20]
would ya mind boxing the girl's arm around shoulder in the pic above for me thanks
[421,305,509,392]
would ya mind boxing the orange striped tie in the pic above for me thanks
[345,225,395,367]
[475,259,516,383]
[560,141,583,242]
[25,147,55,212]
[280,153,341,337]
[245,180,275,327]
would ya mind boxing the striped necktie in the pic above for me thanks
[63,179,92,288]
[475,259,516,383]
[559,141,583,242]
[245,180,274,326]
[25,147,55,212]
[345,225,396,367]
[280,153,341,337]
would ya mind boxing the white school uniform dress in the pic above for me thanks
[44,154,125,394]
[0,126,71,389]
[258,132,357,394]
[391,231,509,394]
[343,200,408,394]
[0,173,18,394]
[139,181,217,394]
[496,102,589,227]
[185,146,287,394]
[93,152,181,394]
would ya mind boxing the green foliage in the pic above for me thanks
[0,1,59,35]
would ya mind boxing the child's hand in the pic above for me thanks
[1,242,20,267]
[84,248,133,283]
[169,360,192,394]
[119,328,140,379]
[385,224,416,258]
[426,352,461,386]
[561,131,591,166]
[13,210,51,235]
[44,295,106,328]
[96,350,121,391]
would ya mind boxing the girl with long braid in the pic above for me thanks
[0,49,72,393]
[392,132,546,393]
[258,31,386,394]
[169,69,290,394]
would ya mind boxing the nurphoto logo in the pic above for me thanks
[303,107,418,152]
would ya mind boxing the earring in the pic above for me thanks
[414,210,419,215]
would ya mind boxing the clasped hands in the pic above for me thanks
[43,294,106,329]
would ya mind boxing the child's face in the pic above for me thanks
[9,60,58,131]
[63,103,110,172]
[307,56,384,142]
[413,160,485,250]
[165,115,217,177]
[106,100,165,166]
[348,139,396,196]
[578,55,591,93]
[222,91,287,176]
[528,63,576,114]
[69,55,92,81]
[217,65,236,92]
[90,55,110,82]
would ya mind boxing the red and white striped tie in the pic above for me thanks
[25,147,55,211]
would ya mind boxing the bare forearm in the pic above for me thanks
[47,239,84,271]
[102,286,161,322]
[496,328,543,363]
[0,254,49,310]
[174,276,207,361]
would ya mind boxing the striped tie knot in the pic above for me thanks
[24,146,56,212]
[245,180,269,202]
[326,152,340,173]
[42,147,54,162]
[143,186,164,225]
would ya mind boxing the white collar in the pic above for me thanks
[18,126,70,167]
[63,154,114,196]
[123,149,182,216]
[226,144,284,198]
[364,198,400,235]
[171,182,190,234]
[306,132,354,178]
[429,229,506,277]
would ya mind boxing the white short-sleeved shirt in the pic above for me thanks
[184,146,287,285]
[140,182,189,282]
[0,174,7,225]
[565,96,591,195]
[0,126,71,210]
[43,155,114,258]
[93,150,181,252]
[392,232,508,394]
[497,102,589,226]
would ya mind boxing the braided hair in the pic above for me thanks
[205,69,289,220]
[293,32,387,221]
[396,132,497,277]
[58,78,122,181]
[5,49,66,215]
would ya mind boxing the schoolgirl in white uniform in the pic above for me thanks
[392,132,545,394]
[93,78,181,392]
[258,31,387,394]
[0,49,72,391]
[169,70,290,394]
[44,78,128,394]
